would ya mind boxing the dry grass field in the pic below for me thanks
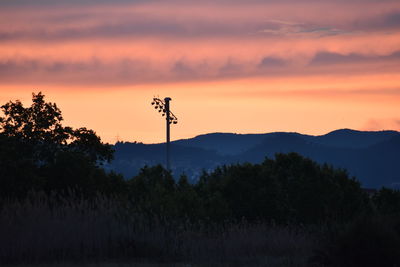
[0,192,320,267]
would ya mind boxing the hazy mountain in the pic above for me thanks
[111,142,227,179]
[309,129,399,148]
[107,129,400,188]
[173,133,269,155]
[173,129,399,154]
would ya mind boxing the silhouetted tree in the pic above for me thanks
[373,187,400,216]
[128,165,177,216]
[195,153,369,224]
[175,174,202,219]
[0,92,119,198]
[0,92,113,164]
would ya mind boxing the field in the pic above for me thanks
[0,192,321,267]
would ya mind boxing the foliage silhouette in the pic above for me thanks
[372,187,400,216]
[0,92,113,163]
[194,153,369,224]
[0,92,118,198]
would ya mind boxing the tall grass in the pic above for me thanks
[0,192,320,266]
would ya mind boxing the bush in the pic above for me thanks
[373,187,400,216]
[195,153,369,224]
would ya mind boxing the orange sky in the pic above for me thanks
[1,0,399,144]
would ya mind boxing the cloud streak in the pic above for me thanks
[0,1,399,42]
[1,50,399,86]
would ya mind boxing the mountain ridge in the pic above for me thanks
[108,129,400,188]
[172,128,399,154]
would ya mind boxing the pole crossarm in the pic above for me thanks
[151,97,178,124]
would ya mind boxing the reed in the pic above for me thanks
[0,191,320,266]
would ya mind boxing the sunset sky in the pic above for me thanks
[1,0,399,144]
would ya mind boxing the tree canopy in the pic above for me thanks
[0,92,113,163]
[0,92,119,198]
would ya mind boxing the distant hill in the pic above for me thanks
[173,129,399,154]
[106,129,400,188]
[309,129,399,148]
[173,133,269,155]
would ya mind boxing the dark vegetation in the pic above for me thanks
[1,93,400,266]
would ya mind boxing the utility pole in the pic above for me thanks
[164,97,171,170]
[151,97,178,171]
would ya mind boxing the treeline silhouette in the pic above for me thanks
[1,93,400,266]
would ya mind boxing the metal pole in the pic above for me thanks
[164,97,171,171]
[151,96,177,171]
